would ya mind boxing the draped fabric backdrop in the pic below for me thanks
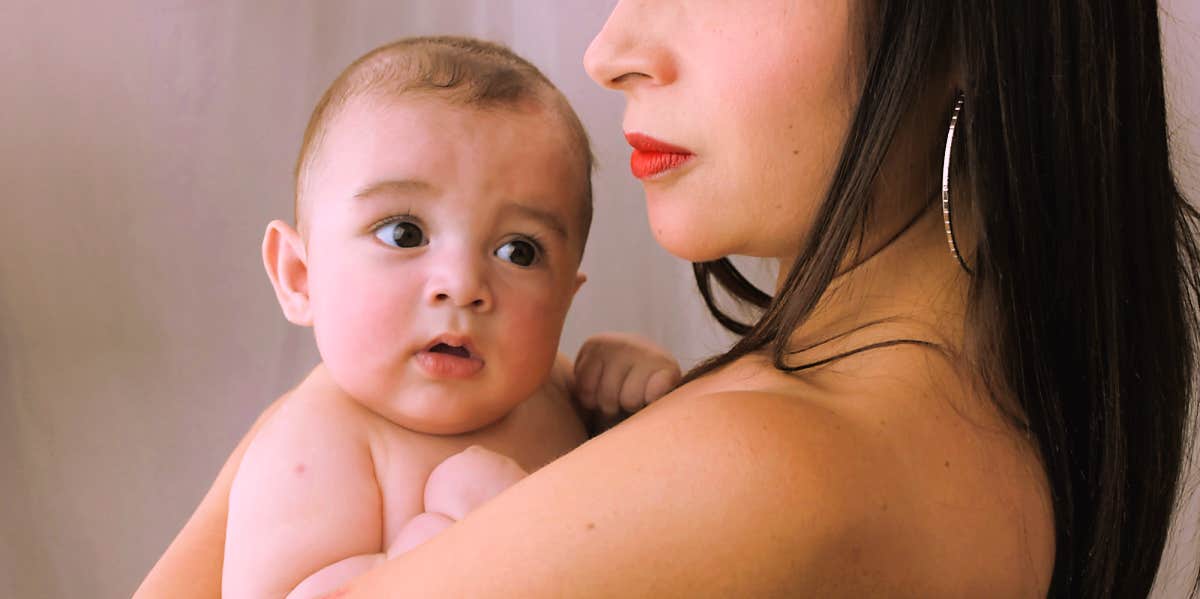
[0,2,1196,596]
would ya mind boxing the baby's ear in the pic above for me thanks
[262,220,313,326]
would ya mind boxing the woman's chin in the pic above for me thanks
[645,195,747,262]
[648,223,731,263]
[652,231,724,265]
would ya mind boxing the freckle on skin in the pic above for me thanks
[944,461,950,468]
[295,463,306,475]
[586,522,596,531]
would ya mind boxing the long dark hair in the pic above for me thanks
[684,2,1200,596]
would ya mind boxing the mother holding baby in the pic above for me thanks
[139,1,1199,597]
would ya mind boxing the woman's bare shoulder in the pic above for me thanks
[340,382,859,596]
[655,351,1055,596]
[341,351,1049,597]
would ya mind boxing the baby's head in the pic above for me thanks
[264,37,593,435]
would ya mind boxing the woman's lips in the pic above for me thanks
[625,132,694,180]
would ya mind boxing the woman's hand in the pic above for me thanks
[574,333,682,418]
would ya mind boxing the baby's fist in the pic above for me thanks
[574,333,681,416]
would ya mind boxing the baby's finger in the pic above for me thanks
[597,360,634,416]
[617,366,655,413]
[573,339,595,369]
[644,367,681,404]
[574,355,605,410]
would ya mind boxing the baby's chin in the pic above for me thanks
[359,388,526,436]
[384,412,506,436]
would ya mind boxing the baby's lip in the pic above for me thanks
[422,333,480,360]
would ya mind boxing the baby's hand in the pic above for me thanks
[423,445,528,521]
[574,333,682,417]
[387,446,527,558]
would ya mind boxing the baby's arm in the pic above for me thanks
[222,396,384,599]
[386,445,528,556]
[574,333,682,423]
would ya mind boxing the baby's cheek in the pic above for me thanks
[313,273,418,396]
[499,296,567,380]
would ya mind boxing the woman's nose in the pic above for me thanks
[584,1,676,91]
[426,262,493,312]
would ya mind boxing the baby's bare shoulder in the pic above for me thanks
[238,371,385,485]
[224,373,385,597]
[268,379,372,439]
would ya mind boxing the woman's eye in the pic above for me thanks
[375,221,426,248]
[495,239,539,267]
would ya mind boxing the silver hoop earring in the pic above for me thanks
[942,93,973,274]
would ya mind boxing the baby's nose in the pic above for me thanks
[426,268,493,312]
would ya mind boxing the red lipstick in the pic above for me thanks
[625,132,694,180]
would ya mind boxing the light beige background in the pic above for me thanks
[0,2,1196,597]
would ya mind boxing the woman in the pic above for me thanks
[137,1,1198,596]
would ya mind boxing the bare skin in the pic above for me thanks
[323,205,1055,598]
[137,207,1054,598]
[137,1,1056,595]
[224,363,585,599]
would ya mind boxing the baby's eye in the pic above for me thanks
[495,239,540,267]
[375,220,426,248]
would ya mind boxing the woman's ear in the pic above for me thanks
[262,220,313,326]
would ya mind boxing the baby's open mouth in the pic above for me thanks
[417,336,483,379]
[428,342,471,358]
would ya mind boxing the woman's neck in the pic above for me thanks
[777,202,969,364]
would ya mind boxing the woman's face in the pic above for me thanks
[585,1,865,263]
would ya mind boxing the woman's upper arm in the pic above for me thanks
[340,390,877,598]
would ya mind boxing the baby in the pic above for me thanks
[223,37,679,599]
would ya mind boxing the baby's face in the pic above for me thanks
[302,95,587,434]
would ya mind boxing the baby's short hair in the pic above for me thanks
[294,36,595,252]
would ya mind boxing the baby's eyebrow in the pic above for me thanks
[352,179,435,200]
[502,202,568,240]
